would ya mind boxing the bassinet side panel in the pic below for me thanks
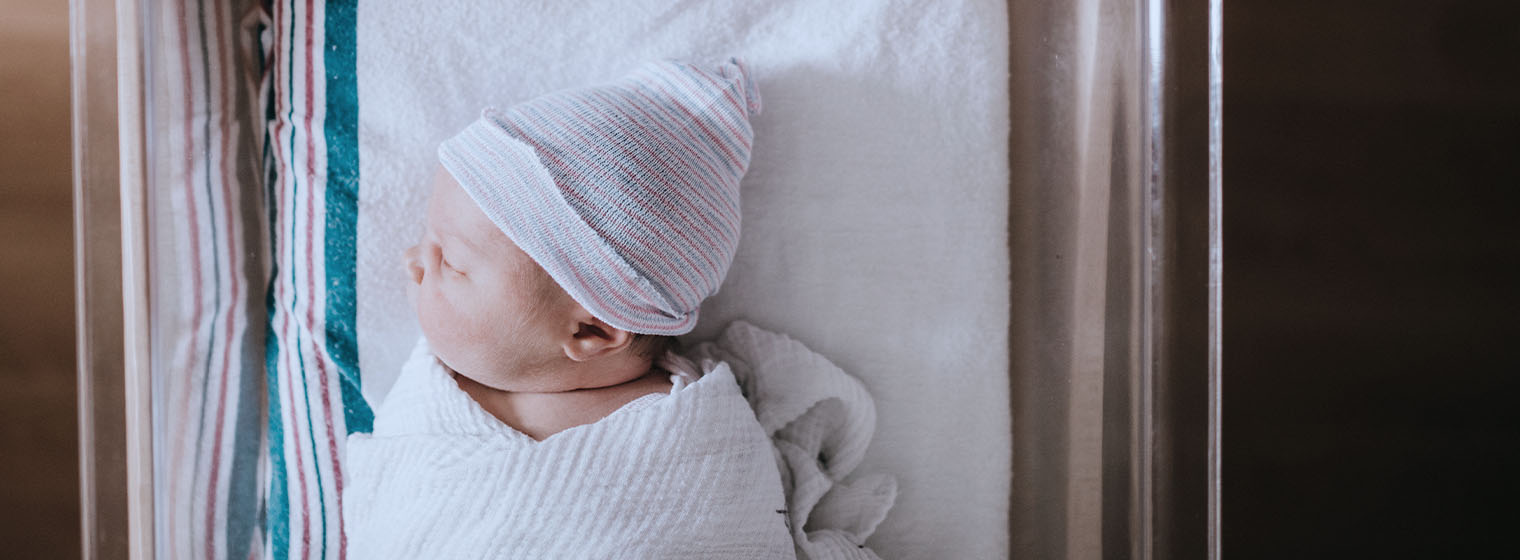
[145,1,269,559]
[1008,0,1222,557]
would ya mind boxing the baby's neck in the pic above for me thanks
[453,365,672,441]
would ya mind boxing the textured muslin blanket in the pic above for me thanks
[345,321,892,559]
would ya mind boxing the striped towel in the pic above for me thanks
[257,1,371,558]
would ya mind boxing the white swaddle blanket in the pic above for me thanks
[345,321,892,559]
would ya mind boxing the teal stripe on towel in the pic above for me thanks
[264,0,298,555]
[227,313,264,560]
[258,33,284,556]
[322,0,372,435]
[264,318,290,557]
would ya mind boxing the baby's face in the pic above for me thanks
[405,167,581,391]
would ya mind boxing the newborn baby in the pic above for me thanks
[344,59,893,559]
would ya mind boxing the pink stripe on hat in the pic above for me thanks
[438,58,761,335]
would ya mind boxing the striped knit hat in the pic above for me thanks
[438,58,761,335]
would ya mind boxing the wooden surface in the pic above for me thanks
[0,0,81,557]
[1223,1,1520,556]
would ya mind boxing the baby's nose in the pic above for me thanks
[403,245,424,284]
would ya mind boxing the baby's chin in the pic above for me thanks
[435,350,572,394]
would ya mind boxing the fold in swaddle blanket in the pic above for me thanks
[344,321,893,559]
[686,321,897,560]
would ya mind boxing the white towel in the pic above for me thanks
[344,321,891,559]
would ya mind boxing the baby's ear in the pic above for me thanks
[562,315,635,362]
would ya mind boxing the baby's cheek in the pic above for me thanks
[415,286,458,350]
[416,284,490,374]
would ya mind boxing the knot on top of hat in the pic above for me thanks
[718,57,763,118]
[438,58,762,336]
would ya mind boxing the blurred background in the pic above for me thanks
[2,0,1515,557]
[1,0,79,557]
[1223,1,1519,557]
